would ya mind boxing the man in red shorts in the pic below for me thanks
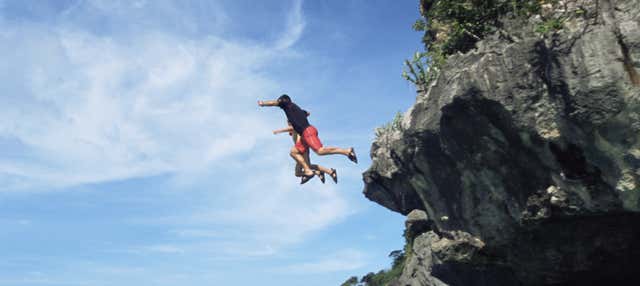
[258,94,357,184]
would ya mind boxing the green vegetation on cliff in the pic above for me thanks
[417,0,545,55]
[374,111,404,141]
[340,249,406,286]
[404,0,561,90]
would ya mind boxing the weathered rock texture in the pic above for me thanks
[391,212,517,286]
[364,0,640,285]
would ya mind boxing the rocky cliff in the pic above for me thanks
[363,0,640,285]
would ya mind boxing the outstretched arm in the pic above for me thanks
[273,126,294,135]
[258,100,279,107]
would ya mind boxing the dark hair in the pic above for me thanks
[277,94,291,106]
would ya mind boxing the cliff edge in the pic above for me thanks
[364,0,640,285]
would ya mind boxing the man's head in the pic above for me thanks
[277,94,291,107]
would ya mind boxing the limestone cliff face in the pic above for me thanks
[364,0,640,285]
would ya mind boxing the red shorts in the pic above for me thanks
[295,126,323,153]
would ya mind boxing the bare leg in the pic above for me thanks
[301,150,337,182]
[290,147,314,176]
[294,152,306,177]
[312,146,357,163]
[302,152,332,174]
[313,146,352,156]
[294,162,304,177]
[309,164,332,175]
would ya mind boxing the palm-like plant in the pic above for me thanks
[402,52,438,92]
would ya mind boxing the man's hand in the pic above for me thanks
[258,99,279,107]
[272,126,293,135]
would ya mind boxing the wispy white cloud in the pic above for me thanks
[0,8,288,191]
[275,0,305,50]
[126,156,353,259]
[0,279,89,286]
[0,218,32,226]
[275,249,368,274]
[143,244,185,254]
[0,1,313,193]
[0,0,355,264]
[170,228,221,238]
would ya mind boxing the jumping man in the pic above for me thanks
[273,121,338,184]
[258,94,357,184]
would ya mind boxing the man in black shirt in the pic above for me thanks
[259,94,357,184]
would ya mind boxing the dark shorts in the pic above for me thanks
[295,126,323,153]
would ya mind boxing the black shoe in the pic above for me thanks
[329,168,338,184]
[300,173,315,185]
[317,171,326,184]
[347,148,358,164]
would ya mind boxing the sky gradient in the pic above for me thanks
[0,1,423,285]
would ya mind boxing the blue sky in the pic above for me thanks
[0,1,422,285]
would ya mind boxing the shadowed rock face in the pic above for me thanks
[364,0,640,285]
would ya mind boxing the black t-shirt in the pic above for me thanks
[279,102,310,134]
